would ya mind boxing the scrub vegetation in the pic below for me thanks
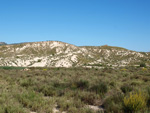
[0,66,150,113]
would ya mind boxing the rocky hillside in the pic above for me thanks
[0,42,7,46]
[0,41,149,67]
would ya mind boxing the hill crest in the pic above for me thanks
[0,41,149,67]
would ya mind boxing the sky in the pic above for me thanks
[0,0,150,52]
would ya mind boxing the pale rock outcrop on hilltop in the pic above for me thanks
[0,41,149,67]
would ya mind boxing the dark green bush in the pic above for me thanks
[37,59,42,62]
[102,93,124,113]
[71,80,89,90]
[53,82,67,89]
[91,82,108,95]
[79,92,100,105]
[140,63,146,67]
[20,79,35,87]
[37,85,56,96]
[147,87,150,108]
[76,80,89,89]
[109,81,116,87]
[121,84,133,93]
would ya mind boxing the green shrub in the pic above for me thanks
[75,80,89,89]
[103,93,124,113]
[3,105,27,113]
[123,91,146,112]
[70,80,89,90]
[16,90,54,112]
[37,59,42,62]
[36,85,57,96]
[91,82,108,95]
[140,63,146,67]
[20,78,35,87]
[121,84,133,93]
[53,81,67,90]
[109,81,116,87]
[131,80,143,86]
[79,92,100,105]
[147,87,150,108]
[0,66,25,70]
[0,103,27,113]
[57,98,83,111]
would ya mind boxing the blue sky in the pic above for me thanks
[0,0,150,52]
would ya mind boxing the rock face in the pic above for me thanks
[0,42,7,46]
[0,41,149,67]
